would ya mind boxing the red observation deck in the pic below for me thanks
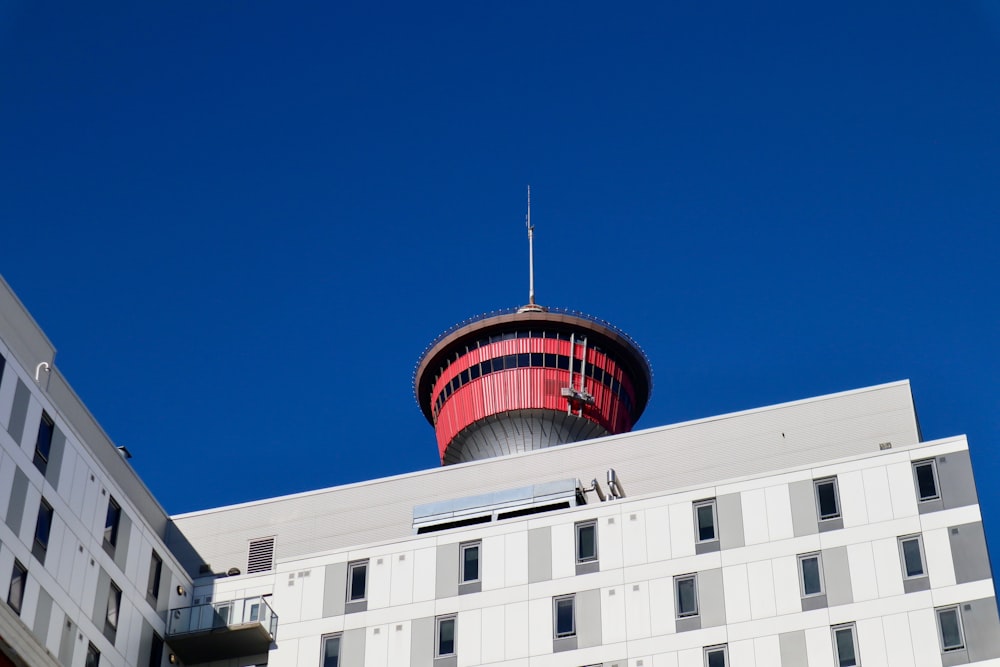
[414,307,652,465]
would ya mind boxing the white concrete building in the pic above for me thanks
[1,274,997,667]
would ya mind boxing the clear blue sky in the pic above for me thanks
[2,2,998,554]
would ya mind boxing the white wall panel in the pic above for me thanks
[862,466,894,524]
[746,560,777,619]
[754,635,780,666]
[20,482,40,544]
[742,489,769,545]
[648,577,675,637]
[624,582,651,640]
[457,608,481,667]
[601,514,624,571]
[729,639,756,667]
[412,547,436,602]
[505,601,530,659]
[386,620,410,667]
[367,556,391,610]
[882,612,916,667]
[677,648,702,667]
[668,503,695,558]
[504,531,528,587]
[364,625,388,667]
[722,565,751,623]
[300,569,325,621]
[481,535,505,591]
[389,551,414,607]
[602,586,627,644]
[886,461,919,519]
[652,652,679,667]
[772,555,802,616]
[622,511,648,567]
[0,453,13,519]
[480,605,505,664]
[857,617,888,666]
[21,399,41,457]
[838,470,869,528]
[847,542,879,602]
[922,528,956,588]
[551,522,575,579]
[805,626,836,667]
[645,506,672,562]
[908,608,944,667]
[527,597,551,656]
[871,537,904,598]
[268,636,300,667]
[764,485,794,541]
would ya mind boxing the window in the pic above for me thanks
[33,498,54,564]
[814,478,841,521]
[148,632,164,667]
[147,550,163,600]
[553,594,575,637]
[913,460,940,502]
[460,542,480,583]
[321,633,341,667]
[347,560,368,602]
[86,642,101,667]
[7,560,27,616]
[898,535,927,579]
[576,520,597,563]
[694,499,718,543]
[436,615,457,657]
[104,496,121,549]
[937,606,965,651]
[105,581,122,638]
[33,411,55,474]
[798,553,825,597]
[704,644,729,667]
[832,623,859,667]
[675,574,699,618]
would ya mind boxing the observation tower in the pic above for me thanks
[414,190,652,465]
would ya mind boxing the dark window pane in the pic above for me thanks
[530,353,543,367]
[707,649,727,667]
[7,561,27,615]
[469,364,481,380]
[349,563,367,601]
[555,598,574,636]
[816,481,839,519]
[462,545,479,582]
[571,358,582,373]
[450,377,460,392]
[517,353,530,367]
[323,636,340,667]
[35,501,53,550]
[501,331,516,340]
[516,330,530,338]
[438,618,455,655]
[939,609,963,649]
[835,628,857,666]
[556,356,570,370]
[491,358,505,373]
[801,557,822,595]
[149,633,163,667]
[676,578,697,616]
[459,369,469,385]
[902,539,924,577]
[503,355,517,369]
[104,498,121,548]
[696,504,715,541]
[915,463,938,500]
[86,643,101,667]
[33,413,54,474]
[147,552,163,600]
[544,353,556,368]
[576,524,596,561]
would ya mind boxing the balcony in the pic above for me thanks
[166,595,277,663]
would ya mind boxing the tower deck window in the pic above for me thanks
[347,560,368,602]
[147,550,163,602]
[460,542,480,583]
[913,460,940,501]
[937,606,965,651]
[832,623,859,667]
[675,574,699,618]
[321,633,341,667]
[694,499,718,543]
[436,615,457,657]
[899,535,927,579]
[704,644,728,667]
[576,520,597,563]
[798,553,825,597]
[104,496,121,551]
[814,478,841,521]
[7,560,27,616]
[33,411,54,474]
[553,595,575,637]
[33,498,54,564]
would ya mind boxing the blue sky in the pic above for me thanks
[2,2,998,555]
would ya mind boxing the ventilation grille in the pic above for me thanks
[247,538,275,574]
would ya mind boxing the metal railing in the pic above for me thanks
[167,595,277,640]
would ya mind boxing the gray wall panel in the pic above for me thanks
[32,586,52,647]
[7,379,29,446]
[113,512,132,572]
[341,627,366,667]
[323,562,347,618]
[949,522,992,585]
[58,614,75,667]
[410,616,434,667]
[46,426,65,490]
[6,466,28,536]
[137,619,153,667]
[435,543,458,599]
[789,480,818,537]
[965,596,1000,662]
[822,546,853,606]
[939,451,979,510]
[528,527,552,583]
[91,567,110,631]
[576,588,602,649]
[779,630,808,667]
[699,568,726,628]
[717,493,744,549]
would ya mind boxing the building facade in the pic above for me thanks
[1,274,998,667]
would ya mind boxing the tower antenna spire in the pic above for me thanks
[526,185,535,305]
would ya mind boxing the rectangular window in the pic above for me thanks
[33,411,55,474]
[147,551,163,600]
[460,542,480,583]
[436,615,457,657]
[675,574,699,618]
[104,496,121,549]
[576,520,597,563]
[704,644,729,667]
[937,606,965,651]
[148,632,164,667]
[33,498,54,563]
[898,535,927,579]
[86,642,101,667]
[106,581,122,637]
[321,633,341,667]
[694,499,718,543]
[832,623,859,667]
[553,594,575,637]
[913,460,940,501]
[347,560,368,602]
[798,553,825,597]
[7,560,27,616]
[814,478,841,521]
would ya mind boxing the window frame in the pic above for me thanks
[814,477,842,521]
[797,552,825,597]
[831,622,860,667]
[435,614,457,657]
[147,550,163,600]
[105,580,122,637]
[936,606,966,652]
[85,642,101,667]
[460,541,480,584]
[7,559,27,616]
[694,499,718,543]
[104,496,122,549]
[898,534,928,580]
[552,594,576,638]
[704,644,729,667]
[575,520,598,563]
[34,497,54,562]
[674,573,699,618]
[912,459,940,502]
[33,411,55,474]
[346,560,368,602]
[148,632,164,667]
[320,633,341,667]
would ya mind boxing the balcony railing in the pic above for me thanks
[166,595,277,663]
